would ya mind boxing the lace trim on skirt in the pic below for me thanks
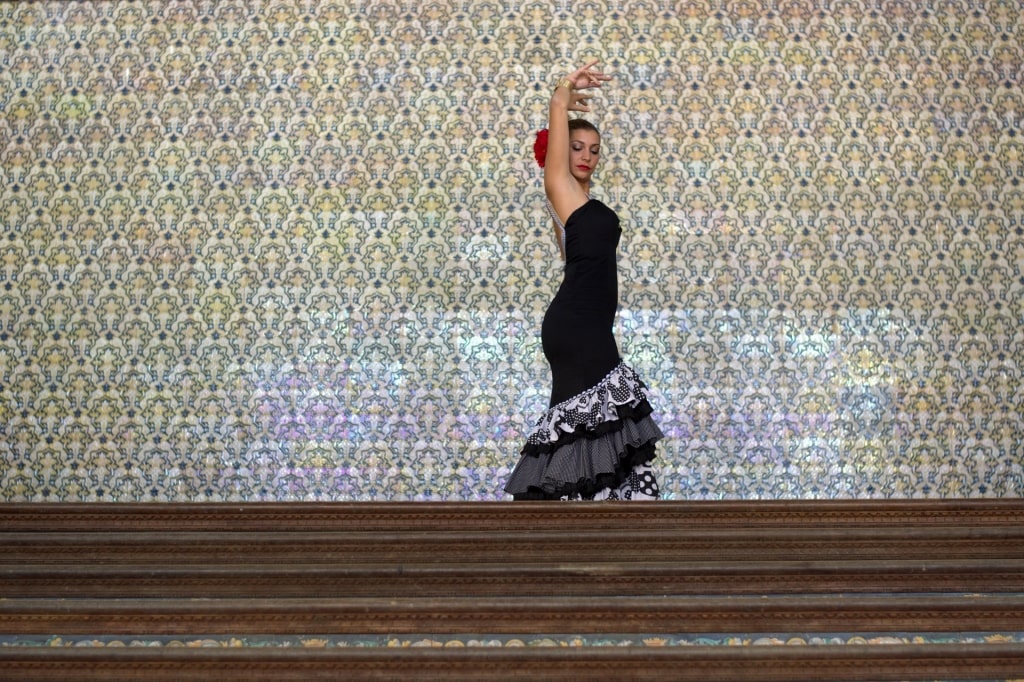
[524,360,652,452]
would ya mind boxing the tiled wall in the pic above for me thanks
[1,0,1021,500]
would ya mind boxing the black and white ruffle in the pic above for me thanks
[523,361,654,453]
[506,361,663,500]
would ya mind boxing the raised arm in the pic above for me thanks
[543,60,610,224]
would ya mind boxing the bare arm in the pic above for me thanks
[543,60,610,224]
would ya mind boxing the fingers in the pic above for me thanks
[580,58,611,81]
[570,60,612,89]
[568,61,593,77]
[568,94,592,112]
[578,58,603,79]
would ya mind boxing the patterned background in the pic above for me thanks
[1,0,1021,501]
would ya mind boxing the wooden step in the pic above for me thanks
[4,526,1023,564]
[3,594,1023,635]
[4,558,1024,598]
[3,500,1023,680]
[3,500,1022,532]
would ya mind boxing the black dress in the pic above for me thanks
[505,199,663,500]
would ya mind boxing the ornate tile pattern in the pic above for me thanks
[0,1,1022,501]
[3,631,1023,649]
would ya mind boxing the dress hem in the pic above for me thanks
[505,413,664,500]
[508,438,660,501]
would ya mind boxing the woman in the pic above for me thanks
[505,60,663,500]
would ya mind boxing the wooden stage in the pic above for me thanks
[1,500,1023,680]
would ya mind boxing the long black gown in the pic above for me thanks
[504,198,663,500]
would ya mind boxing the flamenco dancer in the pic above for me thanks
[505,60,663,500]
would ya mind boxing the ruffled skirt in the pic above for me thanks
[505,361,663,501]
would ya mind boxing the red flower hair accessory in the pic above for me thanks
[533,128,548,168]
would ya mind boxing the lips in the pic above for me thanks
[575,165,591,171]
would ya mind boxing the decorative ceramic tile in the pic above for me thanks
[4,632,1023,649]
[0,1,1021,501]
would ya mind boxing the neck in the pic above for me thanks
[578,180,590,195]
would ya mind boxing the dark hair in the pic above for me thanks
[568,118,600,137]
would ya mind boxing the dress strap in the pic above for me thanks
[544,198,567,256]
[544,197,565,229]
[545,194,590,256]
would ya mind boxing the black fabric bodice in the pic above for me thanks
[541,199,622,406]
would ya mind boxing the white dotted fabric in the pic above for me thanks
[565,463,660,501]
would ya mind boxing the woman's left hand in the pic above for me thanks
[559,59,611,112]
[568,59,612,91]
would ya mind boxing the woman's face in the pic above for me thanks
[569,129,601,184]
